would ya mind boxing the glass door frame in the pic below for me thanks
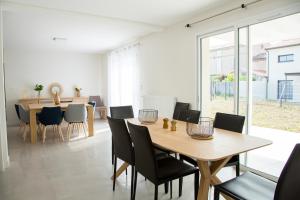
[196,24,281,181]
[196,26,238,115]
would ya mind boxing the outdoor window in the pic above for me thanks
[277,80,293,100]
[278,54,294,63]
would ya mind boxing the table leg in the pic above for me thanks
[110,162,129,180]
[30,110,37,144]
[197,156,233,200]
[87,106,94,137]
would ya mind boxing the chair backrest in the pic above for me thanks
[107,117,134,165]
[173,102,190,120]
[274,144,300,200]
[38,107,63,126]
[110,106,134,119]
[88,101,96,107]
[88,101,96,112]
[64,104,87,123]
[89,96,103,107]
[213,112,245,133]
[19,105,30,124]
[15,104,21,120]
[178,109,201,124]
[127,122,158,182]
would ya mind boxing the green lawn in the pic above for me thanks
[210,97,300,133]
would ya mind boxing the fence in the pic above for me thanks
[211,80,267,100]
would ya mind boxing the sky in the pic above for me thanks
[208,12,300,48]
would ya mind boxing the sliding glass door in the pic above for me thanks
[199,12,300,178]
[246,13,300,177]
[200,31,236,118]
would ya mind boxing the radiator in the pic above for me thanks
[141,95,177,118]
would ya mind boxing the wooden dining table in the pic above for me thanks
[28,102,94,144]
[113,118,272,200]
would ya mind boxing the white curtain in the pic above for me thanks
[108,44,140,114]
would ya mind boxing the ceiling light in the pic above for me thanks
[52,37,67,41]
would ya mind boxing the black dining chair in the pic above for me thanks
[127,122,199,200]
[172,102,190,120]
[110,106,134,165]
[178,109,201,197]
[213,112,245,177]
[37,107,64,143]
[108,117,169,199]
[15,104,23,134]
[15,104,21,121]
[107,116,135,200]
[214,143,300,200]
[178,109,201,124]
[18,104,30,141]
[110,105,134,119]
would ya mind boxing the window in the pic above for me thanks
[108,44,140,115]
[277,80,293,100]
[278,54,294,63]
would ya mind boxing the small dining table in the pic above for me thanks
[28,102,94,144]
[113,118,272,200]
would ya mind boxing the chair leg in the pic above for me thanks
[170,181,173,199]
[133,170,138,200]
[179,156,183,197]
[154,185,158,200]
[194,171,199,200]
[112,138,114,165]
[236,163,240,177]
[82,123,87,137]
[23,125,28,141]
[67,124,70,141]
[58,125,64,142]
[179,178,183,197]
[42,126,47,144]
[131,166,135,200]
[113,156,117,191]
[164,182,169,194]
[214,187,220,200]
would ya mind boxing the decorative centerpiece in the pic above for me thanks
[75,87,82,97]
[49,82,63,97]
[186,117,214,140]
[138,109,158,124]
[54,92,61,105]
[34,84,44,104]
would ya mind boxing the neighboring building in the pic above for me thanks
[266,42,300,103]
[209,39,300,103]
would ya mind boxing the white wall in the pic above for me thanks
[4,48,104,126]
[103,0,300,112]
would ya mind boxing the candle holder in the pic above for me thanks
[170,120,177,131]
[138,109,158,124]
[163,118,169,129]
[186,117,214,140]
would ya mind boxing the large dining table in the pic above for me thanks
[28,102,94,144]
[113,118,272,200]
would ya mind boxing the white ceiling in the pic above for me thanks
[2,0,233,53]
[3,0,232,26]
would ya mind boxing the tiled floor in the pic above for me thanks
[0,119,234,200]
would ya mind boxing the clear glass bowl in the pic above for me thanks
[186,117,214,139]
[138,109,158,124]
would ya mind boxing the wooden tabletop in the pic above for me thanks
[28,102,92,110]
[128,118,272,161]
